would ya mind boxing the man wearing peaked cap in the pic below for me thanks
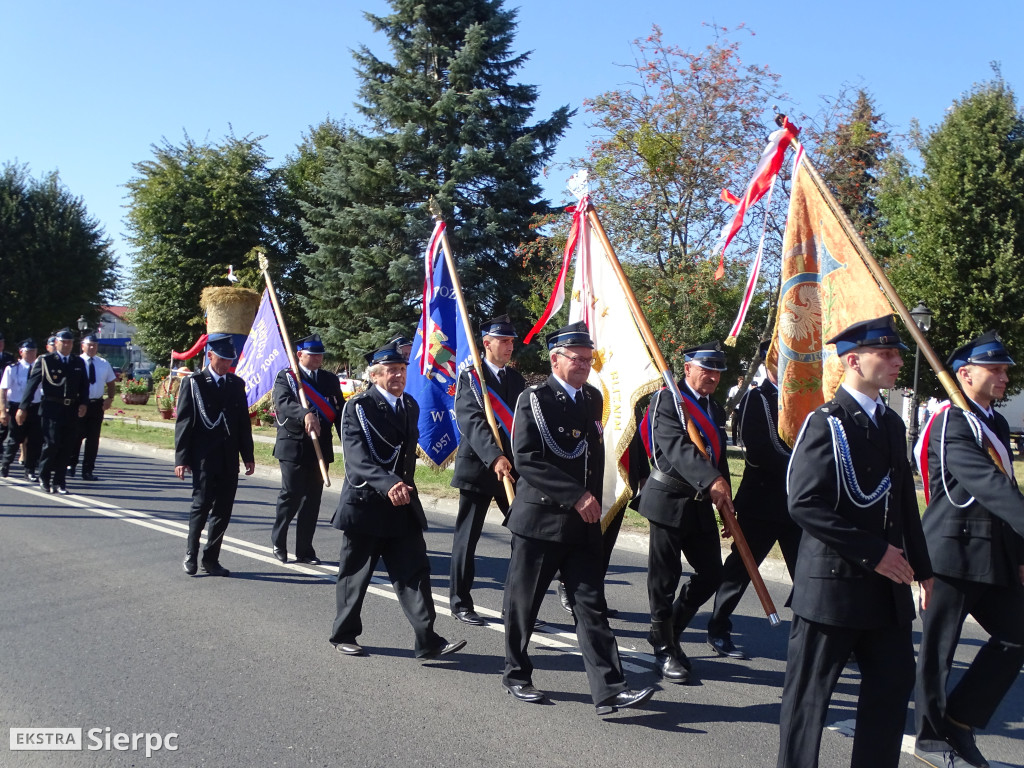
[269,334,343,565]
[0,332,13,452]
[638,338,732,684]
[68,333,117,481]
[17,328,88,494]
[174,332,255,577]
[914,329,1024,768]
[778,315,932,768]
[329,341,465,660]
[0,339,43,480]
[501,321,655,714]
[448,314,526,626]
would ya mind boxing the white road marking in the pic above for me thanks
[2,477,653,673]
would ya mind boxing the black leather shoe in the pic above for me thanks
[557,582,573,614]
[272,547,288,563]
[0,464,8,478]
[419,639,467,660]
[655,650,691,684]
[533,618,548,632]
[55,485,69,495]
[295,555,321,565]
[942,719,989,768]
[27,472,38,482]
[595,686,657,716]
[183,557,198,575]
[504,683,546,703]
[334,642,366,656]
[82,472,98,481]
[453,609,486,626]
[39,479,51,493]
[707,633,748,659]
[200,561,231,577]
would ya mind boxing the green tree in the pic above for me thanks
[301,0,570,365]
[808,88,892,240]
[0,164,118,342]
[126,133,299,361]
[885,75,1024,395]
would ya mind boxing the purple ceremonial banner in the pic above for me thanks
[236,289,289,409]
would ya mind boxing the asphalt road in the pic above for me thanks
[1,443,1020,768]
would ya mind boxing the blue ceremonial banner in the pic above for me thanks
[235,289,289,410]
[406,221,472,469]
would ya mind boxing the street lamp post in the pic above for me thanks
[907,302,933,466]
[126,342,134,372]
[77,315,88,334]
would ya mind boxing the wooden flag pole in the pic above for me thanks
[257,251,331,486]
[429,202,515,506]
[585,203,781,627]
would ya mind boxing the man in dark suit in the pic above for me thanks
[174,333,255,577]
[777,316,933,768]
[502,321,655,715]
[270,334,343,565]
[638,341,733,684]
[329,341,465,660]
[449,314,524,626]
[913,331,1024,768]
[1,338,43,480]
[18,328,88,494]
[707,341,800,660]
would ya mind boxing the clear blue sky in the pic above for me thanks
[3,0,1021,281]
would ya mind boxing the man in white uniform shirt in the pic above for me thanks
[0,339,44,479]
[68,333,116,481]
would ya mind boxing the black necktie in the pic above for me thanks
[217,377,226,391]
[394,398,404,417]
[497,369,506,385]
[698,396,709,413]
[574,390,586,418]
[88,359,96,385]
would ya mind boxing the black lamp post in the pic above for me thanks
[126,341,134,371]
[907,302,933,465]
[77,315,88,334]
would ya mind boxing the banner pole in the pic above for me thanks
[585,203,780,627]
[257,251,330,487]
[428,203,515,506]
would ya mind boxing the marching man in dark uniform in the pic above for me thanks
[0,338,43,479]
[638,341,733,684]
[174,333,255,577]
[913,330,1024,768]
[0,332,14,451]
[449,314,524,626]
[777,316,933,768]
[270,334,343,565]
[707,341,801,660]
[18,328,88,494]
[329,341,465,660]
[68,333,117,481]
[502,321,655,714]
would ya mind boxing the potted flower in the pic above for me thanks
[120,377,150,405]
[155,391,176,419]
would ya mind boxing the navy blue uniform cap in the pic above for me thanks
[947,329,1015,372]
[296,334,325,354]
[546,321,594,350]
[826,316,908,355]
[481,314,517,338]
[684,341,728,372]
[206,332,237,359]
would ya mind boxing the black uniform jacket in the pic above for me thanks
[331,387,427,538]
[174,369,255,472]
[733,380,791,522]
[451,364,525,494]
[921,403,1024,586]
[23,353,89,421]
[639,386,731,528]
[504,376,604,545]
[787,387,932,629]
[271,367,343,465]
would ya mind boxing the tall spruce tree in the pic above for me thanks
[885,75,1024,395]
[301,0,570,364]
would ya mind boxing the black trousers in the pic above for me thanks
[449,486,509,612]
[38,410,79,486]
[271,460,325,559]
[601,508,625,578]
[1,403,42,473]
[707,514,801,637]
[915,574,1024,751]
[185,466,239,563]
[70,399,105,473]
[777,616,915,768]
[503,532,627,704]
[330,529,444,657]
[647,515,723,625]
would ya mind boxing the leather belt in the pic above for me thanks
[90,398,105,403]
[44,396,74,406]
[649,467,702,499]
